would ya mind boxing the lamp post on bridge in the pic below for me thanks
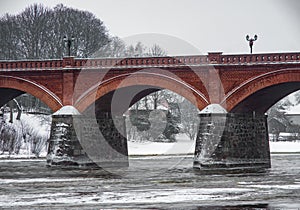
[63,35,75,57]
[246,34,258,54]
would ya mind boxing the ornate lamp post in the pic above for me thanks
[246,34,258,54]
[63,35,75,57]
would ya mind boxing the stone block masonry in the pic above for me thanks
[47,112,128,168]
[194,113,271,171]
[77,113,128,168]
[46,114,93,167]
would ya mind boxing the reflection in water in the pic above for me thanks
[0,154,299,209]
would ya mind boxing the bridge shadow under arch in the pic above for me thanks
[223,68,300,113]
[75,72,209,114]
[0,76,63,112]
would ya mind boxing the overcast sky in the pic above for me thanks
[1,0,299,55]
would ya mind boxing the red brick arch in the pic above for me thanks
[75,72,209,112]
[0,76,63,111]
[222,68,300,112]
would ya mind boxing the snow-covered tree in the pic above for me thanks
[179,99,199,140]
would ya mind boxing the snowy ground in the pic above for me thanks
[128,134,195,155]
[129,135,300,155]
[269,140,300,153]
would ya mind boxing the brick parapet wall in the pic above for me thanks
[1,52,299,70]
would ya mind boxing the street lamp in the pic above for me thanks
[63,35,75,57]
[246,34,258,54]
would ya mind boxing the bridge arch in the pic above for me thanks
[222,68,300,113]
[75,72,209,113]
[0,76,63,112]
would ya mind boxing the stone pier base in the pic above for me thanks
[46,114,94,167]
[47,107,128,168]
[77,113,129,168]
[193,112,271,171]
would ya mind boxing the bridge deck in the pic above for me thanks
[0,52,300,71]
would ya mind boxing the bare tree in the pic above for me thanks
[0,14,19,60]
[0,4,110,59]
[179,99,200,140]
[125,42,146,57]
[147,44,167,57]
[14,4,51,59]
[51,4,110,58]
[94,36,128,58]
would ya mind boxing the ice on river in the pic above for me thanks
[0,154,299,209]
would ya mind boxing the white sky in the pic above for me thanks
[0,0,299,55]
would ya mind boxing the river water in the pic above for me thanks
[0,154,299,209]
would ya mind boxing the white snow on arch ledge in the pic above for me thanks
[200,104,227,114]
[53,105,80,116]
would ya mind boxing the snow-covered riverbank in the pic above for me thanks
[128,133,300,155]
[128,139,300,155]
[1,134,300,159]
[269,141,300,153]
[128,135,195,156]
[1,113,300,159]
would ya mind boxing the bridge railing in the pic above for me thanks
[0,59,64,70]
[79,55,210,68]
[81,52,300,67]
[0,52,300,70]
[219,52,300,64]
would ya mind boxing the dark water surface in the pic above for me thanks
[0,154,299,209]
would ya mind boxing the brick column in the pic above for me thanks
[207,52,223,104]
[62,72,74,105]
[194,112,271,171]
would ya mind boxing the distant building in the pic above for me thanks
[268,118,287,133]
[285,105,300,125]
[277,105,300,141]
[277,132,298,141]
[285,113,300,125]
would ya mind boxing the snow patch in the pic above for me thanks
[53,106,80,116]
[128,139,300,156]
[200,104,227,114]
[269,141,300,153]
[285,104,300,114]
[128,134,195,155]
[128,140,195,155]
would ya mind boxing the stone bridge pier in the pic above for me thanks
[46,106,128,168]
[193,105,271,171]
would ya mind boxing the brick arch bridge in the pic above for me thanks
[223,68,300,113]
[0,75,62,111]
[1,52,300,170]
[75,72,209,114]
